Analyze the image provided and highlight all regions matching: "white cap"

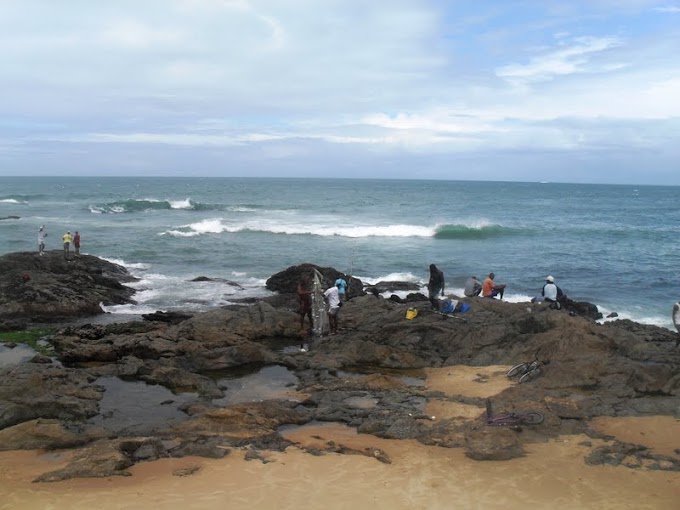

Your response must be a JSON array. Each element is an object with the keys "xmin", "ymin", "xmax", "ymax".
[{"xmin": 546, "ymin": 275, "xmax": 554, "ymax": 283}]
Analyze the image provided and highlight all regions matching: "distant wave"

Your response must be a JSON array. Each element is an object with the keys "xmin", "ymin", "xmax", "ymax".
[
  {"xmin": 159, "ymin": 219, "xmax": 523, "ymax": 239},
  {"xmin": 0, "ymin": 198, "xmax": 27, "ymax": 205},
  {"xmin": 160, "ymin": 219, "xmax": 435, "ymax": 238},
  {"xmin": 433, "ymin": 223, "xmax": 520, "ymax": 240},
  {"xmin": 88, "ymin": 198, "xmax": 239, "ymax": 214}
]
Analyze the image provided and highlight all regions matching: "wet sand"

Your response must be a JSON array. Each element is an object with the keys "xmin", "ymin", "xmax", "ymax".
[{"xmin": 1, "ymin": 365, "xmax": 678, "ymax": 510}]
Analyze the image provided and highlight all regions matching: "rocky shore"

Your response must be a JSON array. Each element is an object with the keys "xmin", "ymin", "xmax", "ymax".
[{"xmin": 0, "ymin": 255, "xmax": 679, "ymax": 483}]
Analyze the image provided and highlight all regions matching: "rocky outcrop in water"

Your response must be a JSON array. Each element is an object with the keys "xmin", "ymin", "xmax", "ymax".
[
  {"xmin": 0, "ymin": 251, "xmax": 136, "ymax": 322},
  {"xmin": 1, "ymin": 263, "xmax": 679, "ymax": 481}
]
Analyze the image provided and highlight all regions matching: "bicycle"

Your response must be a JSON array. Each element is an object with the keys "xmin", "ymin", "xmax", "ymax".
[
  {"xmin": 506, "ymin": 351, "xmax": 549, "ymax": 383},
  {"xmin": 485, "ymin": 399, "xmax": 544, "ymax": 427}
]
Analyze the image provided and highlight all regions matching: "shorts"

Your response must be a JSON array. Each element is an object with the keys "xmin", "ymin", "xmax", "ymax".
[{"xmin": 328, "ymin": 306, "xmax": 340, "ymax": 316}]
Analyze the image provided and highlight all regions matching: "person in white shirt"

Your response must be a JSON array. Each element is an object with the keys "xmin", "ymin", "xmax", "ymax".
[
  {"xmin": 324, "ymin": 283, "xmax": 341, "ymax": 335},
  {"xmin": 542, "ymin": 276, "xmax": 558, "ymax": 302},
  {"xmin": 38, "ymin": 225, "xmax": 47, "ymax": 256}
]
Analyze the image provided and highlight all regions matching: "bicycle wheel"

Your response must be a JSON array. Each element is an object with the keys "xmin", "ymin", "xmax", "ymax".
[
  {"xmin": 520, "ymin": 412, "xmax": 544, "ymax": 425},
  {"xmin": 507, "ymin": 363, "xmax": 528, "ymax": 378},
  {"xmin": 518, "ymin": 367, "xmax": 541, "ymax": 383}
]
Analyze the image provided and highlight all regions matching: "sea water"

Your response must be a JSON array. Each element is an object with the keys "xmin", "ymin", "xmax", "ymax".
[{"xmin": 1, "ymin": 177, "xmax": 678, "ymax": 329}]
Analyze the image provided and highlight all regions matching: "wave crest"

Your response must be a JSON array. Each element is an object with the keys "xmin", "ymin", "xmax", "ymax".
[
  {"xmin": 434, "ymin": 223, "xmax": 519, "ymax": 240},
  {"xmin": 88, "ymin": 198, "xmax": 228, "ymax": 214}
]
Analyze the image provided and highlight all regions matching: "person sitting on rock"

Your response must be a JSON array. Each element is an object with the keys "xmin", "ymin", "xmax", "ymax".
[
  {"xmin": 482, "ymin": 272, "xmax": 506, "ymax": 300},
  {"xmin": 464, "ymin": 276, "xmax": 483, "ymax": 297},
  {"xmin": 532, "ymin": 275, "xmax": 566, "ymax": 306}
]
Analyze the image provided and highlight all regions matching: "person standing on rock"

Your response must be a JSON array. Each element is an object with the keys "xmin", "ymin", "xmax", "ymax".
[
  {"xmin": 297, "ymin": 277, "xmax": 313, "ymax": 347},
  {"xmin": 37, "ymin": 225, "xmax": 47, "ymax": 256},
  {"xmin": 62, "ymin": 231, "xmax": 73, "ymax": 260},
  {"xmin": 482, "ymin": 272, "xmax": 506, "ymax": 300},
  {"xmin": 427, "ymin": 264, "xmax": 445, "ymax": 309},
  {"xmin": 324, "ymin": 282, "xmax": 341, "ymax": 335},
  {"xmin": 335, "ymin": 275, "xmax": 348, "ymax": 302},
  {"xmin": 73, "ymin": 231, "xmax": 81, "ymax": 257}
]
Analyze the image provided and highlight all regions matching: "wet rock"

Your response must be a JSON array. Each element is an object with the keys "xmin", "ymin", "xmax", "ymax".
[
  {"xmin": 29, "ymin": 354, "xmax": 52, "ymax": 364},
  {"xmin": 0, "ymin": 363, "xmax": 102, "ymax": 430},
  {"xmin": 142, "ymin": 311, "xmax": 194, "ymax": 324},
  {"xmin": 607, "ymin": 312, "xmax": 618, "ymax": 318},
  {"xmin": 0, "ymin": 319, "xmax": 27, "ymax": 332},
  {"xmin": 244, "ymin": 449, "xmax": 272, "ymax": 463},
  {"xmin": 0, "ymin": 252, "xmax": 136, "ymax": 322},
  {"xmin": 266, "ymin": 263, "xmax": 365, "ymax": 300},
  {"xmin": 169, "ymin": 437, "xmax": 231, "ymax": 459}
]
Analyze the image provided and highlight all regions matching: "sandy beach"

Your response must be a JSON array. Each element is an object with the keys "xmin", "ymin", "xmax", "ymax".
[{"xmin": 1, "ymin": 366, "xmax": 678, "ymax": 510}]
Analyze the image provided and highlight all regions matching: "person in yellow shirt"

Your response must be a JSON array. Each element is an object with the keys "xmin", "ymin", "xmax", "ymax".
[{"xmin": 62, "ymin": 231, "xmax": 73, "ymax": 260}]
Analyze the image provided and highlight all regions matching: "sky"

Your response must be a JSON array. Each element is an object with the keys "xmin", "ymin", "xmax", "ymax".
[{"xmin": 0, "ymin": 0, "xmax": 679, "ymax": 184}]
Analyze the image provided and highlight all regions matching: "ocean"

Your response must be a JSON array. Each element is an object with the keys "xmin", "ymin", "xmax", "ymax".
[{"xmin": 1, "ymin": 177, "xmax": 679, "ymax": 329}]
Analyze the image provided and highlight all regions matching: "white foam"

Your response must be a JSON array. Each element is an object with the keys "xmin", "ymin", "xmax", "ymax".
[
  {"xmin": 169, "ymin": 198, "xmax": 192, "ymax": 209},
  {"xmin": 161, "ymin": 218, "xmax": 227, "ymax": 237},
  {"xmin": 359, "ymin": 272, "xmax": 422, "ymax": 285},
  {"xmin": 159, "ymin": 217, "xmax": 440, "ymax": 238},
  {"xmin": 0, "ymin": 199, "xmax": 24, "ymax": 204},
  {"xmin": 100, "ymin": 257, "xmax": 151, "ymax": 270}
]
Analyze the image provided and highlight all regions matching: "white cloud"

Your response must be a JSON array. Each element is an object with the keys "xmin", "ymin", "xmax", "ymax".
[
  {"xmin": 496, "ymin": 36, "xmax": 624, "ymax": 83},
  {"xmin": 653, "ymin": 5, "xmax": 680, "ymax": 13}
]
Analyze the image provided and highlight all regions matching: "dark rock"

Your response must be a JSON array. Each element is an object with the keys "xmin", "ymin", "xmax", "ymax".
[
  {"xmin": 0, "ymin": 319, "xmax": 27, "ymax": 332},
  {"xmin": 169, "ymin": 437, "xmax": 231, "ymax": 459},
  {"xmin": 266, "ymin": 263, "xmax": 365, "ymax": 300},
  {"xmin": 366, "ymin": 281, "xmax": 421, "ymax": 294},
  {"xmin": 0, "ymin": 363, "xmax": 102, "ymax": 430},
  {"xmin": 0, "ymin": 216, "xmax": 20, "ymax": 221},
  {"xmin": 607, "ymin": 312, "xmax": 618, "ymax": 318},
  {"xmin": 190, "ymin": 276, "xmax": 243, "ymax": 288},
  {"xmin": 0, "ymin": 251, "xmax": 136, "ymax": 322},
  {"xmin": 142, "ymin": 310, "xmax": 194, "ymax": 324}
]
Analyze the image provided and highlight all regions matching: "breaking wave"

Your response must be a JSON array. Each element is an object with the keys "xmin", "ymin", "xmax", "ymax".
[
  {"xmin": 160, "ymin": 219, "xmax": 520, "ymax": 240},
  {"xmin": 433, "ymin": 223, "xmax": 521, "ymax": 240},
  {"xmin": 88, "ymin": 198, "xmax": 250, "ymax": 214}
]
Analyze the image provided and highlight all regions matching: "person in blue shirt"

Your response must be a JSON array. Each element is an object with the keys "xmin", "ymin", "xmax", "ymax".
[{"xmin": 335, "ymin": 276, "xmax": 348, "ymax": 302}]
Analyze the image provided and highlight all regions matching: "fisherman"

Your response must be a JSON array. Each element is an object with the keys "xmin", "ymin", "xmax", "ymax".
[
  {"xmin": 673, "ymin": 302, "xmax": 680, "ymax": 347},
  {"xmin": 335, "ymin": 275, "xmax": 348, "ymax": 302},
  {"xmin": 427, "ymin": 264, "xmax": 445, "ymax": 309},
  {"xmin": 482, "ymin": 272, "xmax": 506, "ymax": 300},
  {"xmin": 324, "ymin": 281, "xmax": 342, "ymax": 335},
  {"xmin": 38, "ymin": 225, "xmax": 47, "ymax": 256},
  {"xmin": 297, "ymin": 277, "xmax": 313, "ymax": 351},
  {"xmin": 62, "ymin": 231, "xmax": 73, "ymax": 260},
  {"xmin": 464, "ymin": 275, "xmax": 483, "ymax": 297},
  {"xmin": 73, "ymin": 231, "xmax": 81, "ymax": 257}
]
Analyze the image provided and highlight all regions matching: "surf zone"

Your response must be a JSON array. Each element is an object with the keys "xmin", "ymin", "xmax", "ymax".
[{"xmin": 433, "ymin": 223, "xmax": 520, "ymax": 240}]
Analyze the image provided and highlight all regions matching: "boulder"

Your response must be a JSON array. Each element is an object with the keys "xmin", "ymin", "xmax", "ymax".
[
  {"xmin": 0, "ymin": 251, "xmax": 136, "ymax": 321},
  {"xmin": 266, "ymin": 263, "xmax": 365, "ymax": 299}
]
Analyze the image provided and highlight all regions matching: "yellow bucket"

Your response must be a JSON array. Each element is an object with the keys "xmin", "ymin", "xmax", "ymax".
[{"xmin": 405, "ymin": 308, "xmax": 418, "ymax": 320}]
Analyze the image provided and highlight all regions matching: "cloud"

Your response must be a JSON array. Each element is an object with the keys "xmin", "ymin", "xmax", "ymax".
[
  {"xmin": 653, "ymin": 5, "xmax": 680, "ymax": 13},
  {"xmin": 0, "ymin": 1, "xmax": 678, "ymax": 183},
  {"xmin": 496, "ymin": 36, "xmax": 624, "ymax": 83}
]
